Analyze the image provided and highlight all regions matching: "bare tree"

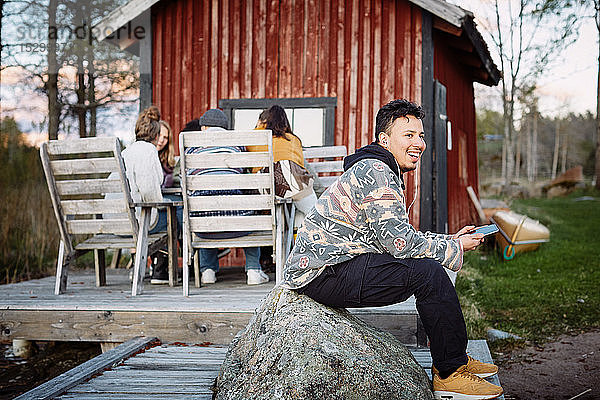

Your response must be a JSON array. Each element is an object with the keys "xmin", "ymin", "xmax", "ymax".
[
  {"xmin": 61, "ymin": 0, "xmax": 138, "ymax": 138},
  {"xmin": 0, "ymin": 0, "xmax": 37, "ymax": 68},
  {"xmin": 46, "ymin": 0, "xmax": 60, "ymax": 140},
  {"xmin": 528, "ymin": 0, "xmax": 596, "ymax": 186},
  {"xmin": 3, "ymin": 0, "xmax": 138, "ymax": 139},
  {"xmin": 594, "ymin": 0, "xmax": 600, "ymax": 190},
  {"xmin": 484, "ymin": 0, "xmax": 580, "ymax": 187}
]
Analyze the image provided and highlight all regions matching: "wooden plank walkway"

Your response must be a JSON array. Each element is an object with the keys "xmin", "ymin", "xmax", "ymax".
[
  {"xmin": 16, "ymin": 338, "xmax": 503, "ymax": 400},
  {"xmin": 0, "ymin": 268, "xmax": 421, "ymax": 345}
]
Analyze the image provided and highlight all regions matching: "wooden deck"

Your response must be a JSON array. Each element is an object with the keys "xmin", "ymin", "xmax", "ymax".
[
  {"xmin": 16, "ymin": 337, "xmax": 503, "ymax": 400},
  {"xmin": 0, "ymin": 267, "xmax": 423, "ymax": 345}
]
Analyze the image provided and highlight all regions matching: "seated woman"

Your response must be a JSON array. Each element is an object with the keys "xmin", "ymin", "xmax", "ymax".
[
  {"xmin": 107, "ymin": 106, "xmax": 179, "ymax": 283},
  {"xmin": 113, "ymin": 106, "xmax": 163, "ymax": 281},
  {"xmin": 250, "ymin": 105, "xmax": 317, "ymax": 223},
  {"xmin": 148, "ymin": 119, "xmax": 184, "ymax": 284},
  {"xmin": 156, "ymin": 120, "xmax": 180, "ymax": 189},
  {"xmin": 248, "ymin": 105, "xmax": 317, "ymax": 271}
]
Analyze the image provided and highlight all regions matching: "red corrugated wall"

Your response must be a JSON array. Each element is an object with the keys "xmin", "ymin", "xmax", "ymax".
[
  {"xmin": 152, "ymin": 0, "xmax": 425, "ymax": 265},
  {"xmin": 433, "ymin": 31, "xmax": 480, "ymax": 232},
  {"xmin": 152, "ymin": 0, "xmax": 422, "ymax": 150}
]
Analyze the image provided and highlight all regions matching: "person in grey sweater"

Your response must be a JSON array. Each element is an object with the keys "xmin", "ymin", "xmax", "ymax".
[
  {"xmin": 121, "ymin": 105, "xmax": 164, "ymax": 230},
  {"xmin": 121, "ymin": 106, "xmax": 181, "ymax": 285}
]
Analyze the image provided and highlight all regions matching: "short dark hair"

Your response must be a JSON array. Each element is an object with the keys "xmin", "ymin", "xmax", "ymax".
[
  {"xmin": 374, "ymin": 99, "xmax": 425, "ymax": 143},
  {"xmin": 182, "ymin": 119, "xmax": 201, "ymax": 132}
]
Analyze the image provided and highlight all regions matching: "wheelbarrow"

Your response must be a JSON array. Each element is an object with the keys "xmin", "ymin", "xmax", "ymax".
[{"xmin": 490, "ymin": 210, "xmax": 550, "ymax": 260}]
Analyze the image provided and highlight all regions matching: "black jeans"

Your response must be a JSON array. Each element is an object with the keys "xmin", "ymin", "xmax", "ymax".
[{"xmin": 298, "ymin": 253, "xmax": 468, "ymax": 376}]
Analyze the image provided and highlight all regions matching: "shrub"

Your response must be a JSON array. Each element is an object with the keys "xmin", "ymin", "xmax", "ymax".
[{"xmin": 0, "ymin": 118, "xmax": 59, "ymax": 282}]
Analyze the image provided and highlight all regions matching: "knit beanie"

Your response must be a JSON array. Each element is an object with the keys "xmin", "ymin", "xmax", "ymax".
[{"xmin": 198, "ymin": 109, "xmax": 229, "ymax": 129}]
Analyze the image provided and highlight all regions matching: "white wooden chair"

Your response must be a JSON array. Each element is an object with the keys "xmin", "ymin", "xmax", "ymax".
[
  {"xmin": 303, "ymin": 145, "xmax": 348, "ymax": 196},
  {"xmin": 40, "ymin": 137, "xmax": 168, "ymax": 295},
  {"xmin": 179, "ymin": 130, "xmax": 279, "ymax": 296}
]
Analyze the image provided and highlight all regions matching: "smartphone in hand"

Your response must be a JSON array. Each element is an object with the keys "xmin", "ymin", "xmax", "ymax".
[{"xmin": 471, "ymin": 224, "xmax": 499, "ymax": 236}]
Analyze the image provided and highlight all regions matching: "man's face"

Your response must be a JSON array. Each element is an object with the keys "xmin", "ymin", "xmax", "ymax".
[{"xmin": 379, "ymin": 115, "xmax": 426, "ymax": 172}]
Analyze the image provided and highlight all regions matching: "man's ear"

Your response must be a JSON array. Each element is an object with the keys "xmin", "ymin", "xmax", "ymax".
[{"xmin": 379, "ymin": 132, "xmax": 389, "ymax": 148}]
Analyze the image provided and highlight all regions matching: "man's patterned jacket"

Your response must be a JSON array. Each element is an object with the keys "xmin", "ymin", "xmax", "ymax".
[{"xmin": 283, "ymin": 144, "xmax": 464, "ymax": 290}]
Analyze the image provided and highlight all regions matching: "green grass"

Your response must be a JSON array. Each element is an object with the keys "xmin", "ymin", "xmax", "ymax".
[{"xmin": 456, "ymin": 189, "xmax": 600, "ymax": 345}]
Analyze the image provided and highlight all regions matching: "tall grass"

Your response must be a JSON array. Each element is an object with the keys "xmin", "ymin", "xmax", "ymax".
[{"xmin": 0, "ymin": 119, "xmax": 60, "ymax": 283}]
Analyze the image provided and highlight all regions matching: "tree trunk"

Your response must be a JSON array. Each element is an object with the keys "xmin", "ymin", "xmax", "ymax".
[
  {"xmin": 87, "ymin": 46, "xmax": 97, "ymax": 137},
  {"xmin": 73, "ymin": 6, "xmax": 87, "ymax": 138},
  {"xmin": 504, "ymin": 103, "xmax": 515, "ymax": 186},
  {"xmin": 89, "ymin": 73, "xmax": 96, "ymax": 137},
  {"xmin": 501, "ymin": 136, "xmax": 507, "ymax": 182},
  {"xmin": 526, "ymin": 114, "xmax": 533, "ymax": 182},
  {"xmin": 502, "ymin": 102, "xmax": 511, "ymax": 185},
  {"xmin": 596, "ymin": 16, "xmax": 600, "ymax": 189},
  {"xmin": 552, "ymin": 119, "xmax": 560, "ymax": 180},
  {"xmin": 560, "ymin": 123, "xmax": 568, "ymax": 174},
  {"xmin": 515, "ymin": 125, "xmax": 522, "ymax": 182},
  {"xmin": 46, "ymin": 0, "xmax": 60, "ymax": 140},
  {"xmin": 76, "ymin": 64, "xmax": 86, "ymax": 138},
  {"xmin": 533, "ymin": 109, "xmax": 538, "ymax": 181},
  {"xmin": 595, "ymin": 1, "xmax": 600, "ymax": 189}
]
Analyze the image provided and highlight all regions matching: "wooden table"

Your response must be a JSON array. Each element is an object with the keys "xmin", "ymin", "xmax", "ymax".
[
  {"xmin": 161, "ymin": 187, "xmax": 182, "ymax": 195},
  {"xmin": 161, "ymin": 187, "xmax": 183, "ymax": 286},
  {"xmin": 132, "ymin": 199, "xmax": 183, "ymax": 295}
]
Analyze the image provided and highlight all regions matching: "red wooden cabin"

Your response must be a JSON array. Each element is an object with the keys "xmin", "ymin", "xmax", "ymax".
[{"xmin": 98, "ymin": 0, "xmax": 499, "ymax": 236}]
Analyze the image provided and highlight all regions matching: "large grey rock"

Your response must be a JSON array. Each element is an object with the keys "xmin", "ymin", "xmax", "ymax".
[{"xmin": 213, "ymin": 287, "xmax": 433, "ymax": 400}]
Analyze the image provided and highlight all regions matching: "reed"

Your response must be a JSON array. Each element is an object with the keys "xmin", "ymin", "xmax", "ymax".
[
  {"xmin": 0, "ymin": 181, "xmax": 59, "ymax": 283},
  {"xmin": 0, "ymin": 120, "xmax": 60, "ymax": 283}
]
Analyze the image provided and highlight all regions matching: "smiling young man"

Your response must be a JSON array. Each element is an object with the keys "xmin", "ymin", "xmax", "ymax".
[{"xmin": 283, "ymin": 99, "xmax": 503, "ymax": 400}]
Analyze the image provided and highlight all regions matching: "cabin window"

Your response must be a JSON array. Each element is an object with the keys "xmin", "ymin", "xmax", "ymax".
[{"xmin": 219, "ymin": 97, "xmax": 337, "ymax": 147}]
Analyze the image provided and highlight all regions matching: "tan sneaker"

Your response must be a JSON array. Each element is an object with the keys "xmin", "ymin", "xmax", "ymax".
[
  {"xmin": 433, "ymin": 365, "xmax": 503, "ymax": 400},
  {"xmin": 433, "ymin": 356, "xmax": 498, "ymax": 379}
]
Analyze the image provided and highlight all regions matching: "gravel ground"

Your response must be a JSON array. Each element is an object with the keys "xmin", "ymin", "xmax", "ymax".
[
  {"xmin": 0, "ymin": 341, "xmax": 100, "ymax": 399},
  {"xmin": 496, "ymin": 329, "xmax": 599, "ymax": 400}
]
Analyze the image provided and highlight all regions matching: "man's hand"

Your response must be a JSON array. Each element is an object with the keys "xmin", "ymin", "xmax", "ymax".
[
  {"xmin": 458, "ymin": 233, "xmax": 484, "ymax": 251},
  {"xmin": 453, "ymin": 225, "xmax": 484, "ymax": 251},
  {"xmin": 452, "ymin": 225, "xmax": 475, "ymax": 239}
]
